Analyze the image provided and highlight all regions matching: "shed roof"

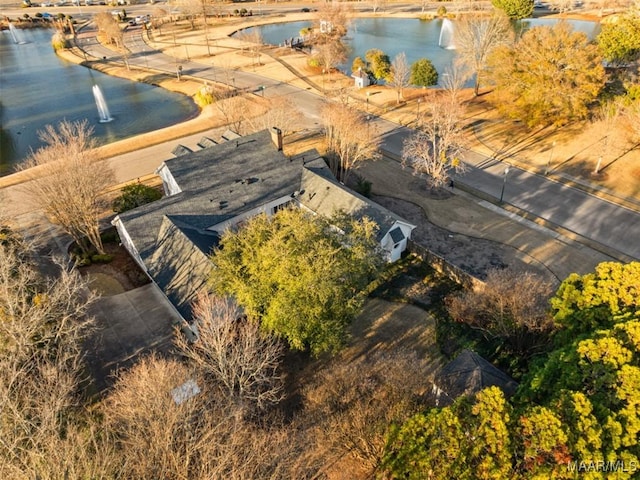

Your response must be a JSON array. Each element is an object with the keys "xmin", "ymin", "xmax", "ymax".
[{"xmin": 434, "ymin": 349, "xmax": 518, "ymax": 405}]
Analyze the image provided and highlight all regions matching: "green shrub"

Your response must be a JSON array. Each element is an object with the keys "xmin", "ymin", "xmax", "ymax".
[
  {"xmin": 437, "ymin": 6, "xmax": 447, "ymax": 16},
  {"xmin": 410, "ymin": 58, "xmax": 438, "ymax": 87},
  {"xmin": 100, "ymin": 228, "xmax": 119, "ymax": 244},
  {"xmin": 91, "ymin": 254, "xmax": 113, "ymax": 264},
  {"xmin": 71, "ymin": 250, "xmax": 92, "ymax": 266},
  {"xmin": 194, "ymin": 84, "xmax": 215, "ymax": 107},
  {"xmin": 354, "ymin": 175, "xmax": 372, "ymax": 198},
  {"xmin": 112, "ymin": 183, "xmax": 162, "ymax": 213}
]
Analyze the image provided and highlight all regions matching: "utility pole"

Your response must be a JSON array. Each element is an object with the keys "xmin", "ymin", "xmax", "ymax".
[{"xmin": 499, "ymin": 166, "xmax": 510, "ymax": 204}]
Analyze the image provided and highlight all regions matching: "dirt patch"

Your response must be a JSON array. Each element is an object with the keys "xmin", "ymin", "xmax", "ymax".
[{"xmin": 78, "ymin": 242, "xmax": 149, "ymax": 296}]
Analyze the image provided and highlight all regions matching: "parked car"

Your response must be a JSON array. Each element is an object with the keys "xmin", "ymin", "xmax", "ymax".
[{"xmin": 40, "ymin": 1, "xmax": 53, "ymax": 6}]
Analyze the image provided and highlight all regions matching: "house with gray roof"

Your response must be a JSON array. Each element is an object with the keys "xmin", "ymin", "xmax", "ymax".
[{"xmin": 112, "ymin": 128, "xmax": 416, "ymax": 321}]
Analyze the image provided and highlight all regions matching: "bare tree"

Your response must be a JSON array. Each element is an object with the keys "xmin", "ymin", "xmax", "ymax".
[
  {"xmin": 105, "ymin": 353, "xmax": 319, "ymax": 479},
  {"xmin": 314, "ymin": 0, "xmax": 351, "ymax": 39},
  {"xmin": 322, "ymin": 102, "xmax": 381, "ymax": 184},
  {"xmin": 314, "ymin": 39, "xmax": 349, "ymax": 76},
  {"xmin": 237, "ymin": 29, "xmax": 264, "ymax": 68},
  {"xmin": 593, "ymin": 98, "xmax": 623, "ymax": 174},
  {"xmin": 175, "ymin": 292, "xmax": 285, "ymax": 411},
  {"xmin": 312, "ymin": 0, "xmax": 351, "ymax": 75},
  {"xmin": 446, "ymin": 268, "xmax": 555, "ymax": 356},
  {"xmin": 547, "ymin": 0, "xmax": 576, "ymax": 13},
  {"xmin": 0, "ymin": 234, "xmax": 102, "ymax": 478},
  {"xmin": 214, "ymin": 91, "xmax": 253, "ymax": 135},
  {"xmin": 454, "ymin": 12, "xmax": 514, "ymax": 96},
  {"xmin": 247, "ymin": 96, "xmax": 304, "ymax": 136},
  {"xmin": 302, "ymin": 352, "xmax": 430, "ymax": 477},
  {"xmin": 20, "ymin": 120, "xmax": 115, "ymax": 255},
  {"xmin": 151, "ymin": 6, "xmax": 168, "ymax": 34},
  {"xmin": 104, "ymin": 355, "xmax": 219, "ymax": 479},
  {"xmin": 402, "ymin": 94, "xmax": 467, "ymax": 189},
  {"xmin": 388, "ymin": 52, "xmax": 411, "ymax": 104},
  {"xmin": 174, "ymin": 0, "xmax": 203, "ymax": 29},
  {"xmin": 442, "ymin": 61, "xmax": 471, "ymax": 103},
  {"xmin": 94, "ymin": 12, "xmax": 123, "ymax": 48},
  {"xmin": 371, "ymin": 0, "xmax": 388, "ymax": 14}
]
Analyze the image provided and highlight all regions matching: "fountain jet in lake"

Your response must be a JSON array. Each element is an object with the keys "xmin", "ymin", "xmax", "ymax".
[
  {"xmin": 92, "ymin": 85, "xmax": 113, "ymax": 123},
  {"xmin": 438, "ymin": 19, "xmax": 456, "ymax": 50},
  {"xmin": 8, "ymin": 23, "xmax": 27, "ymax": 45}
]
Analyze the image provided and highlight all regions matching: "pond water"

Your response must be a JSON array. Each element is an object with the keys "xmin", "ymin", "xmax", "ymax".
[
  {"xmin": 0, "ymin": 28, "xmax": 199, "ymax": 175},
  {"xmin": 243, "ymin": 17, "xmax": 601, "ymax": 79}
]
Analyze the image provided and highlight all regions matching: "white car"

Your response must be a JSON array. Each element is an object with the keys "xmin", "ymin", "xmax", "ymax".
[{"xmin": 40, "ymin": 1, "xmax": 53, "ymax": 6}]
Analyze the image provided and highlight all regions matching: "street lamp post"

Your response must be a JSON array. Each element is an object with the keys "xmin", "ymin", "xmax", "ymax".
[
  {"xmin": 366, "ymin": 91, "xmax": 370, "ymax": 112},
  {"xmin": 417, "ymin": 98, "xmax": 421, "ymax": 124},
  {"xmin": 499, "ymin": 166, "xmax": 510, "ymax": 203}
]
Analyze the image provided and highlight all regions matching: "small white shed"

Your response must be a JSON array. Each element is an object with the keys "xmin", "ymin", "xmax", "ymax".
[{"xmin": 351, "ymin": 68, "xmax": 370, "ymax": 89}]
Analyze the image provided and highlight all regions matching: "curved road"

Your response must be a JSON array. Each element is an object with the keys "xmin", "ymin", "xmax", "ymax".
[{"xmin": 75, "ymin": 22, "xmax": 640, "ymax": 262}]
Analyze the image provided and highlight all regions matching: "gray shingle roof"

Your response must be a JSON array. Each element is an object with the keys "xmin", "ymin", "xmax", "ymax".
[
  {"xmin": 148, "ymin": 216, "xmax": 214, "ymax": 318},
  {"xmin": 434, "ymin": 349, "xmax": 518, "ymax": 405},
  {"xmin": 389, "ymin": 226, "xmax": 405, "ymax": 244},
  {"xmin": 117, "ymin": 130, "xmax": 302, "ymax": 264},
  {"xmin": 299, "ymin": 158, "xmax": 416, "ymax": 240},
  {"xmin": 171, "ymin": 144, "xmax": 193, "ymax": 157}
]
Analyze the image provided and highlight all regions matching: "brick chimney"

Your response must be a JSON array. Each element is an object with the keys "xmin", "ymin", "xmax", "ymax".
[{"xmin": 270, "ymin": 127, "xmax": 283, "ymax": 151}]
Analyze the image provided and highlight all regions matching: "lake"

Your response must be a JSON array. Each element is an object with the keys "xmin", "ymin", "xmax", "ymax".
[
  {"xmin": 241, "ymin": 17, "xmax": 601, "ymax": 79},
  {"xmin": 0, "ymin": 27, "xmax": 199, "ymax": 175}
]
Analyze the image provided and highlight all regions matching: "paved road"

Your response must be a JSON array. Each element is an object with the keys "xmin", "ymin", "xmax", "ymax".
[
  {"xmin": 76, "ymin": 23, "xmax": 640, "ymax": 262},
  {"xmin": 380, "ymin": 127, "xmax": 640, "ymax": 260}
]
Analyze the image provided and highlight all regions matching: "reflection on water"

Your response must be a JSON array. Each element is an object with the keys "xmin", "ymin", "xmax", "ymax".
[{"xmin": 0, "ymin": 28, "xmax": 198, "ymax": 176}]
